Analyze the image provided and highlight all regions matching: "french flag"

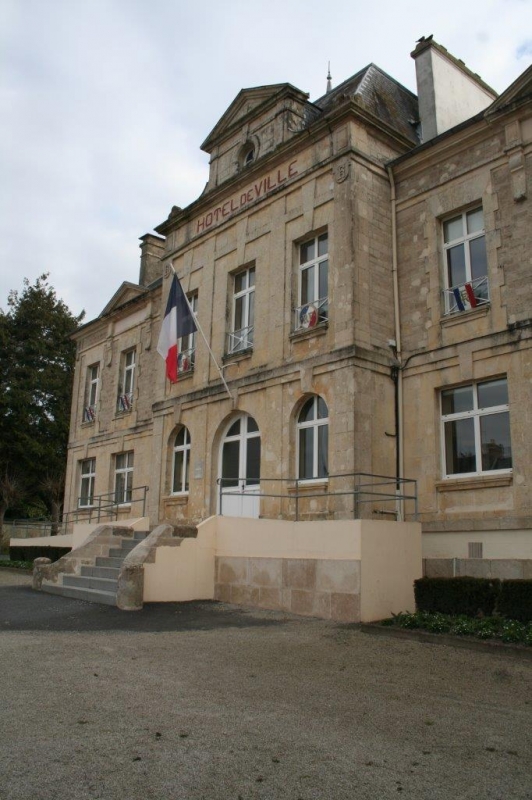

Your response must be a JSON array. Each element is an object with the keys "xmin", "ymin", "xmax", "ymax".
[
  {"xmin": 452, "ymin": 283, "xmax": 478, "ymax": 312},
  {"xmin": 156, "ymin": 274, "xmax": 197, "ymax": 383}
]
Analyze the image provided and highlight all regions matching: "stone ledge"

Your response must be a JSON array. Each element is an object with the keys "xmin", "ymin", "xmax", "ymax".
[{"xmin": 435, "ymin": 474, "xmax": 513, "ymax": 492}]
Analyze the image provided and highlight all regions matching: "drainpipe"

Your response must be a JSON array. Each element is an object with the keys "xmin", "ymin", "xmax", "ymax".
[{"xmin": 387, "ymin": 165, "xmax": 404, "ymax": 520}]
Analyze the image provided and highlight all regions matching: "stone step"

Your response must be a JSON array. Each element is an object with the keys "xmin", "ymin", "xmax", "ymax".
[
  {"xmin": 41, "ymin": 583, "xmax": 117, "ymax": 606},
  {"xmin": 133, "ymin": 531, "xmax": 148, "ymax": 541},
  {"xmin": 81, "ymin": 565, "xmax": 120, "ymax": 579},
  {"xmin": 109, "ymin": 547, "xmax": 136, "ymax": 559},
  {"xmin": 95, "ymin": 556, "xmax": 123, "ymax": 568},
  {"xmin": 63, "ymin": 575, "xmax": 118, "ymax": 593}
]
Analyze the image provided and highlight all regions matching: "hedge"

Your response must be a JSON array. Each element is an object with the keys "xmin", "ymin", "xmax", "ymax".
[
  {"xmin": 415, "ymin": 576, "xmax": 532, "ymax": 622},
  {"xmin": 9, "ymin": 546, "xmax": 71, "ymax": 563},
  {"xmin": 497, "ymin": 580, "xmax": 532, "ymax": 623}
]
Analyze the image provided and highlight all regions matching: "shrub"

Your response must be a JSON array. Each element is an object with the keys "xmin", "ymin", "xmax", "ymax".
[
  {"xmin": 497, "ymin": 580, "xmax": 532, "ymax": 623},
  {"xmin": 414, "ymin": 577, "xmax": 500, "ymax": 617}
]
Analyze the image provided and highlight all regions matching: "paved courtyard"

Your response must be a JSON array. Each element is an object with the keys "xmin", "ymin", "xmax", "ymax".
[{"xmin": 1, "ymin": 570, "xmax": 531, "ymax": 800}]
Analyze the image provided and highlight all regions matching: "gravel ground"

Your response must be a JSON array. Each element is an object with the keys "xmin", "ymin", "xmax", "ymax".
[{"xmin": 1, "ymin": 570, "xmax": 531, "ymax": 800}]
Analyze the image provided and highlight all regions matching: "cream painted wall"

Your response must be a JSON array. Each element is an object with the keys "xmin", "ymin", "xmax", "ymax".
[
  {"xmin": 207, "ymin": 516, "xmax": 362, "ymax": 560},
  {"xmin": 423, "ymin": 531, "xmax": 532, "ymax": 560},
  {"xmin": 143, "ymin": 522, "xmax": 215, "ymax": 602},
  {"xmin": 10, "ymin": 533, "xmax": 74, "ymax": 549},
  {"xmin": 360, "ymin": 521, "xmax": 422, "ymax": 620}
]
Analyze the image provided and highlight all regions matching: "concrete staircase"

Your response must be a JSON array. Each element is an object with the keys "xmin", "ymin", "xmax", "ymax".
[{"xmin": 44, "ymin": 530, "xmax": 147, "ymax": 606}]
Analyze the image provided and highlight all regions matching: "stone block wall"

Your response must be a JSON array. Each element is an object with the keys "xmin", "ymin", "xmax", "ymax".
[
  {"xmin": 215, "ymin": 556, "xmax": 360, "ymax": 622},
  {"xmin": 424, "ymin": 558, "xmax": 532, "ymax": 580}
]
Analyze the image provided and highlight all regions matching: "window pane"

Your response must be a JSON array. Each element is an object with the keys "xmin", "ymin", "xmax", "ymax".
[
  {"xmin": 469, "ymin": 236, "xmax": 487, "ymax": 281},
  {"xmin": 222, "ymin": 440, "xmax": 240, "ymax": 487},
  {"xmin": 444, "ymin": 418, "xmax": 476, "ymax": 474},
  {"xmin": 300, "ymin": 239, "xmax": 315, "ymax": 265},
  {"xmin": 299, "ymin": 427, "xmax": 314, "ymax": 479},
  {"xmin": 126, "ymin": 351, "xmax": 135, "ymax": 367},
  {"xmin": 115, "ymin": 472, "xmax": 126, "ymax": 503},
  {"xmin": 234, "ymin": 296, "xmax": 244, "ymax": 330},
  {"xmin": 466, "ymin": 208, "xmax": 483, "ymax": 235},
  {"xmin": 319, "ymin": 260, "xmax": 328, "ymax": 300},
  {"xmin": 247, "ymin": 416, "xmax": 259, "ymax": 433},
  {"xmin": 127, "ymin": 452, "xmax": 134, "ymax": 468},
  {"xmin": 125, "ymin": 469, "xmax": 133, "ymax": 502},
  {"xmin": 235, "ymin": 273, "xmax": 245, "ymax": 293},
  {"xmin": 446, "ymin": 244, "xmax": 466, "ymax": 287},
  {"xmin": 248, "ymin": 290, "xmax": 254, "ymax": 329},
  {"xmin": 226, "ymin": 419, "xmax": 240, "ymax": 437},
  {"xmin": 478, "ymin": 379, "xmax": 508, "ymax": 409},
  {"xmin": 246, "ymin": 436, "xmax": 261, "ymax": 485},
  {"xmin": 301, "ymin": 265, "xmax": 315, "ymax": 304},
  {"xmin": 317, "ymin": 424, "xmax": 328, "ymax": 478},
  {"xmin": 173, "ymin": 450, "xmax": 184, "ymax": 493},
  {"xmin": 175, "ymin": 427, "xmax": 186, "ymax": 447},
  {"xmin": 443, "ymin": 215, "xmax": 463, "ymax": 243},
  {"xmin": 480, "ymin": 413, "xmax": 512, "ymax": 471},
  {"xmin": 248, "ymin": 267, "xmax": 255, "ymax": 287},
  {"xmin": 442, "ymin": 386, "xmax": 473, "ymax": 415},
  {"xmin": 116, "ymin": 453, "xmax": 126, "ymax": 470},
  {"xmin": 299, "ymin": 398, "xmax": 316, "ymax": 423},
  {"xmin": 317, "ymin": 397, "xmax": 328, "ymax": 419},
  {"xmin": 318, "ymin": 233, "xmax": 328, "ymax": 257}
]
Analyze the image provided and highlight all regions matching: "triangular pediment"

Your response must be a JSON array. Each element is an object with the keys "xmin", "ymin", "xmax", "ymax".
[
  {"xmin": 100, "ymin": 282, "xmax": 145, "ymax": 317},
  {"xmin": 486, "ymin": 64, "xmax": 532, "ymax": 116},
  {"xmin": 201, "ymin": 83, "xmax": 309, "ymax": 152}
]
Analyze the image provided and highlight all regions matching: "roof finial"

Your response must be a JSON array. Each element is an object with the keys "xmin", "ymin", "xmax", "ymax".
[{"xmin": 326, "ymin": 62, "xmax": 332, "ymax": 94}]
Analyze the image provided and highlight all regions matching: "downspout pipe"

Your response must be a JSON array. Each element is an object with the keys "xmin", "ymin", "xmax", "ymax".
[{"xmin": 387, "ymin": 164, "xmax": 404, "ymax": 519}]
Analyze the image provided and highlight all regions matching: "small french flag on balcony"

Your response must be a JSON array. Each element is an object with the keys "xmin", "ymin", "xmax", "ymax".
[
  {"xmin": 453, "ymin": 283, "xmax": 478, "ymax": 312},
  {"xmin": 157, "ymin": 273, "xmax": 197, "ymax": 383}
]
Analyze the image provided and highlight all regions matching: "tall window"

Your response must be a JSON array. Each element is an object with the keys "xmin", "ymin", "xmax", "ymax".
[
  {"xmin": 443, "ymin": 207, "xmax": 489, "ymax": 314},
  {"xmin": 79, "ymin": 458, "xmax": 96, "ymax": 507},
  {"xmin": 178, "ymin": 293, "xmax": 197, "ymax": 374},
  {"xmin": 295, "ymin": 232, "xmax": 328, "ymax": 331},
  {"xmin": 114, "ymin": 451, "xmax": 134, "ymax": 504},
  {"xmin": 84, "ymin": 364, "xmax": 99, "ymax": 423},
  {"xmin": 297, "ymin": 395, "xmax": 329, "ymax": 480},
  {"xmin": 228, "ymin": 266, "xmax": 255, "ymax": 354},
  {"xmin": 172, "ymin": 427, "xmax": 191, "ymax": 494},
  {"xmin": 441, "ymin": 379, "xmax": 512, "ymax": 477},
  {"xmin": 117, "ymin": 349, "xmax": 135, "ymax": 412}
]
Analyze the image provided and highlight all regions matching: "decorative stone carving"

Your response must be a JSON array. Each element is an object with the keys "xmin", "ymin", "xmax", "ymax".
[{"xmin": 333, "ymin": 159, "xmax": 350, "ymax": 183}]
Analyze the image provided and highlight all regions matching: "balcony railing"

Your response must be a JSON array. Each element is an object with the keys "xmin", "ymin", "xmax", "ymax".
[
  {"xmin": 177, "ymin": 347, "xmax": 195, "ymax": 375},
  {"xmin": 227, "ymin": 325, "xmax": 254, "ymax": 355},
  {"xmin": 443, "ymin": 276, "xmax": 489, "ymax": 316},
  {"xmin": 83, "ymin": 404, "xmax": 97, "ymax": 423},
  {"xmin": 117, "ymin": 392, "xmax": 133, "ymax": 413},
  {"xmin": 293, "ymin": 297, "xmax": 329, "ymax": 332}
]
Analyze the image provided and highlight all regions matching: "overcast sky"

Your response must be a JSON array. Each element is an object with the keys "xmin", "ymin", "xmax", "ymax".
[{"xmin": 1, "ymin": 0, "xmax": 531, "ymax": 321}]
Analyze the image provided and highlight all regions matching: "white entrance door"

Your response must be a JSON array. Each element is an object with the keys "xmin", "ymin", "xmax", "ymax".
[{"xmin": 219, "ymin": 414, "xmax": 261, "ymax": 518}]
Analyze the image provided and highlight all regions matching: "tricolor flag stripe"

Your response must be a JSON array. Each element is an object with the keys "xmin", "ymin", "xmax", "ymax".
[
  {"xmin": 464, "ymin": 283, "xmax": 478, "ymax": 308},
  {"xmin": 452, "ymin": 286, "xmax": 465, "ymax": 312},
  {"xmin": 157, "ymin": 274, "xmax": 197, "ymax": 383}
]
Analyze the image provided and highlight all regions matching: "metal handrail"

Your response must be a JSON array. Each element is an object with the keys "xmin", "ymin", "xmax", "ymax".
[
  {"xmin": 293, "ymin": 296, "xmax": 329, "ymax": 331},
  {"xmin": 61, "ymin": 485, "xmax": 149, "ymax": 532},
  {"xmin": 217, "ymin": 471, "xmax": 417, "ymax": 521},
  {"xmin": 442, "ymin": 275, "xmax": 489, "ymax": 315}
]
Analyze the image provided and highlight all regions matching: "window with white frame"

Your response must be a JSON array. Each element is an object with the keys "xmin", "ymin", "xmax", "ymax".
[
  {"xmin": 295, "ymin": 232, "xmax": 328, "ymax": 331},
  {"xmin": 83, "ymin": 363, "xmax": 99, "ymax": 423},
  {"xmin": 172, "ymin": 427, "xmax": 191, "ymax": 494},
  {"xmin": 442, "ymin": 207, "xmax": 489, "ymax": 315},
  {"xmin": 441, "ymin": 379, "xmax": 512, "ymax": 477},
  {"xmin": 297, "ymin": 395, "xmax": 329, "ymax": 480},
  {"xmin": 228, "ymin": 266, "xmax": 255, "ymax": 354},
  {"xmin": 178, "ymin": 293, "xmax": 197, "ymax": 374},
  {"xmin": 114, "ymin": 451, "xmax": 134, "ymax": 504},
  {"xmin": 117, "ymin": 349, "xmax": 135, "ymax": 412},
  {"xmin": 79, "ymin": 458, "xmax": 96, "ymax": 507}
]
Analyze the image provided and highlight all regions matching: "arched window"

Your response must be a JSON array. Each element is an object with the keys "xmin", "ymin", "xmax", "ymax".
[
  {"xmin": 172, "ymin": 427, "xmax": 191, "ymax": 494},
  {"xmin": 297, "ymin": 396, "xmax": 328, "ymax": 480}
]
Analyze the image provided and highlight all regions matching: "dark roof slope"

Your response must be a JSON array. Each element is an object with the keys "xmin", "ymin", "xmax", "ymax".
[{"xmin": 314, "ymin": 64, "xmax": 419, "ymax": 144}]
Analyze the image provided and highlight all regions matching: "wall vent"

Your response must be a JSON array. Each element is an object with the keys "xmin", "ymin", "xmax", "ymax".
[{"xmin": 468, "ymin": 542, "xmax": 483, "ymax": 559}]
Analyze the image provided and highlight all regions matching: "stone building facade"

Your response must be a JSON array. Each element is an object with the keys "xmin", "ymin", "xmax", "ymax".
[{"xmin": 63, "ymin": 39, "xmax": 532, "ymax": 572}]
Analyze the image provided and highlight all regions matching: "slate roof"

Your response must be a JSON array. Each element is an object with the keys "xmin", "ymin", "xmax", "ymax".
[{"xmin": 314, "ymin": 64, "xmax": 420, "ymax": 144}]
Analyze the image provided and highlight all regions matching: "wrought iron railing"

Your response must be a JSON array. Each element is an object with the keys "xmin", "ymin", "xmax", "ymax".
[
  {"xmin": 217, "ymin": 472, "xmax": 417, "ymax": 521},
  {"xmin": 60, "ymin": 485, "xmax": 149, "ymax": 532},
  {"xmin": 293, "ymin": 297, "xmax": 329, "ymax": 332},
  {"xmin": 227, "ymin": 325, "xmax": 254, "ymax": 354},
  {"xmin": 83, "ymin": 404, "xmax": 97, "ymax": 423},
  {"xmin": 442, "ymin": 275, "xmax": 489, "ymax": 316},
  {"xmin": 177, "ymin": 347, "xmax": 195, "ymax": 374}
]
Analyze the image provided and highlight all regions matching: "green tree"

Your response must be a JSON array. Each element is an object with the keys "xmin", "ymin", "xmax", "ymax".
[{"xmin": 0, "ymin": 274, "xmax": 84, "ymax": 528}]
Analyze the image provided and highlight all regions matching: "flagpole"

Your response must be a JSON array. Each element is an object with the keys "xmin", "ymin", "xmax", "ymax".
[{"xmin": 169, "ymin": 264, "xmax": 233, "ymax": 402}]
